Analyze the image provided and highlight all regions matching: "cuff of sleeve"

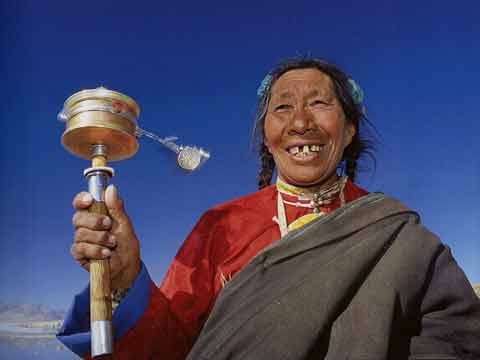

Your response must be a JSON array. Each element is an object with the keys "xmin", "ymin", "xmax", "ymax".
[{"xmin": 56, "ymin": 262, "xmax": 152, "ymax": 356}]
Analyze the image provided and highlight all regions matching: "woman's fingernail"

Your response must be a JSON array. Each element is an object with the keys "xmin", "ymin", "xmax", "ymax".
[
  {"xmin": 82, "ymin": 193, "xmax": 92, "ymax": 203},
  {"xmin": 103, "ymin": 217, "xmax": 112, "ymax": 227},
  {"xmin": 102, "ymin": 248, "xmax": 111, "ymax": 257}
]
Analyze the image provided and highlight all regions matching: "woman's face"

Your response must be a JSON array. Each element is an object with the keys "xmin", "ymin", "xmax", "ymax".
[{"xmin": 264, "ymin": 68, "xmax": 355, "ymax": 187}]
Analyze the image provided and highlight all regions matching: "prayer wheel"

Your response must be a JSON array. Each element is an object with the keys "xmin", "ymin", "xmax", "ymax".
[
  {"xmin": 59, "ymin": 87, "xmax": 141, "ymax": 358},
  {"xmin": 59, "ymin": 86, "xmax": 210, "ymax": 357}
]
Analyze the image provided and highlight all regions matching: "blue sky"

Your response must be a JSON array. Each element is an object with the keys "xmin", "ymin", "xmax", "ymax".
[{"xmin": 1, "ymin": 0, "xmax": 479, "ymax": 309}]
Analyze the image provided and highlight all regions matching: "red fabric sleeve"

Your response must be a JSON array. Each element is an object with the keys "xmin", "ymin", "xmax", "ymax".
[{"xmin": 83, "ymin": 211, "xmax": 218, "ymax": 360}]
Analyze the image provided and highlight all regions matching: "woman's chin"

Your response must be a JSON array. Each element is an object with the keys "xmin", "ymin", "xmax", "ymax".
[{"xmin": 280, "ymin": 171, "xmax": 338, "ymax": 188}]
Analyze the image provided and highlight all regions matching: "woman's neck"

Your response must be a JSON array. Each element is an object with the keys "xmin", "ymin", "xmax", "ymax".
[{"xmin": 276, "ymin": 175, "xmax": 342, "ymax": 196}]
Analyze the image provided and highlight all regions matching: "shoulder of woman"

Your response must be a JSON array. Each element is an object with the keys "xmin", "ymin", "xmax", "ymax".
[{"xmin": 204, "ymin": 185, "xmax": 277, "ymax": 216}]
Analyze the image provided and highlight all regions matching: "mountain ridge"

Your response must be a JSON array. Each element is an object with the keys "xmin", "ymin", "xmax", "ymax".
[{"xmin": 0, "ymin": 303, "xmax": 66, "ymax": 322}]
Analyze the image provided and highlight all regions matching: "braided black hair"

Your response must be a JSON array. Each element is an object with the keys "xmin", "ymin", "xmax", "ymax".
[{"xmin": 258, "ymin": 143, "xmax": 275, "ymax": 189}]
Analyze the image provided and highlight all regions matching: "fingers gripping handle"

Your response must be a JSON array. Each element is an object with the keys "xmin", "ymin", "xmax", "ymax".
[{"xmin": 86, "ymin": 167, "xmax": 114, "ymax": 358}]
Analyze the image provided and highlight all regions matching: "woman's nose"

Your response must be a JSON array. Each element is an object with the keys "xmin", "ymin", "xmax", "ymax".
[{"xmin": 289, "ymin": 108, "xmax": 313, "ymax": 134}]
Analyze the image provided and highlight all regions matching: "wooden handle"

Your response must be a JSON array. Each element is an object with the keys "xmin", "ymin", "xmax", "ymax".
[{"xmin": 88, "ymin": 201, "xmax": 112, "ymax": 322}]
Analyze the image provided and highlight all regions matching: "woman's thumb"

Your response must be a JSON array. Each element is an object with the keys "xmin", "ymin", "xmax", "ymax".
[{"xmin": 105, "ymin": 185, "xmax": 127, "ymax": 221}]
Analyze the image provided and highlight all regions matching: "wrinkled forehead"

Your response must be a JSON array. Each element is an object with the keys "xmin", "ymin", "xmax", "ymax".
[{"xmin": 270, "ymin": 68, "xmax": 335, "ymax": 99}]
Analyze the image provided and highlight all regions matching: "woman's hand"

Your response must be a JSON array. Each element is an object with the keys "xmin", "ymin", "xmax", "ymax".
[{"xmin": 71, "ymin": 185, "xmax": 141, "ymax": 290}]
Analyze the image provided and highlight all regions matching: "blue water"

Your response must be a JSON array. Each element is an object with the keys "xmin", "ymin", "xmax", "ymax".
[
  {"xmin": 0, "ymin": 324, "xmax": 56, "ymax": 335},
  {"xmin": 0, "ymin": 339, "xmax": 80, "ymax": 359}
]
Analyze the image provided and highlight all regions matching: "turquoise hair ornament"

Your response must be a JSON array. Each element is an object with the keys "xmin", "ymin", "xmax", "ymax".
[
  {"xmin": 347, "ymin": 78, "xmax": 364, "ymax": 105},
  {"xmin": 257, "ymin": 74, "xmax": 273, "ymax": 97}
]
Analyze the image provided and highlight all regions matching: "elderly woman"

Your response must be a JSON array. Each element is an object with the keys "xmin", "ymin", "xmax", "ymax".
[{"xmin": 57, "ymin": 58, "xmax": 480, "ymax": 359}]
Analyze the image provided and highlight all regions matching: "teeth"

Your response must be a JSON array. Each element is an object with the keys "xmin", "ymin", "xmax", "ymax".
[
  {"xmin": 289, "ymin": 146, "xmax": 299, "ymax": 154},
  {"xmin": 289, "ymin": 144, "xmax": 324, "ymax": 157}
]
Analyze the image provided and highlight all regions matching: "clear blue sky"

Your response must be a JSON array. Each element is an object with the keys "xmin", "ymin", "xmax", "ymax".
[{"xmin": 1, "ymin": 0, "xmax": 479, "ymax": 309}]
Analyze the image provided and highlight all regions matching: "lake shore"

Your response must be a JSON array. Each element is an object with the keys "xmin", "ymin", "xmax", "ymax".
[{"xmin": 0, "ymin": 320, "xmax": 62, "ymax": 340}]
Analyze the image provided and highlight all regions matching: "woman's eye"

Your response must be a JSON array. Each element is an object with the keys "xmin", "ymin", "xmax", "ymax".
[
  {"xmin": 274, "ymin": 104, "xmax": 292, "ymax": 111},
  {"xmin": 310, "ymin": 99, "xmax": 327, "ymax": 106}
]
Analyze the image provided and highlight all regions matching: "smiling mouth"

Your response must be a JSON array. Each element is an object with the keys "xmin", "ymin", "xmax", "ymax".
[{"xmin": 287, "ymin": 144, "xmax": 325, "ymax": 157}]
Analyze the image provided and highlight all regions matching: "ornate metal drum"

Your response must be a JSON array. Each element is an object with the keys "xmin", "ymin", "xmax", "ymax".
[{"xmin": 59, "ymin": 87, "xmax": 140, "ymax": 161}]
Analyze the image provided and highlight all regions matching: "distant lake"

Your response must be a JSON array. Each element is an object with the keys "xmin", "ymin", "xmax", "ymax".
[
  {"xmin": 0, "ymin": 339, "xmax": 80, "ymax": 359},
  {"xmin": 0, "ymin": 322, "xmax": 80, "ymax": 359},
  {"xmin": 0, "ymin": 323, "xmax": 56, "ymax": 335}
]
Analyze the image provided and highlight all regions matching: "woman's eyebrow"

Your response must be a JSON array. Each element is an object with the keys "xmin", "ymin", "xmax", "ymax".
[
  {"xmin": 306, "ymin": 89, "xmax": 320, "ymax": 98},
  {"xmin": 278, "ymin": 91, "xmax": 293, "ymax": 99},
  {"xmin": 307, "ymin": 89, "xmax": 335, "ymax": 102},
  {"xmin": 275, "ymin": 89, "xmax": 328, "ymax": 100}
]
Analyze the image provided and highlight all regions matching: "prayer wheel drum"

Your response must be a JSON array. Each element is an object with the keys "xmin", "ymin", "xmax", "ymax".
[{"xmin": 60, "ymin": 87, "xmax": 140, "ymax": 161}]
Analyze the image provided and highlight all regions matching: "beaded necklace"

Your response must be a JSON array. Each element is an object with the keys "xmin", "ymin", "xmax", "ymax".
[{"xmin": 274, "ymin": 176, "xmax": 347, "ymax": 237}]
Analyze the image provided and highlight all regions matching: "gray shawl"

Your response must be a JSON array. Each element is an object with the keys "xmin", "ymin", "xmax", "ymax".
[{"xmin": 187, "ymin": 193, "xmax": 480, "ymax": 360}]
